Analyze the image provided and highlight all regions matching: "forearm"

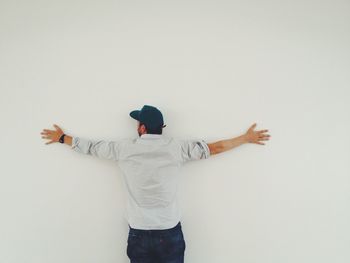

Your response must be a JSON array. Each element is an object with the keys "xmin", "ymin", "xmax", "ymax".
[
  {"xmin": 216, "ymin": 134, "xmax": 248, "ymax": 154},
  {"xmin": 63, "ymin": 135, "xmax": 73, "ymax": 146}
]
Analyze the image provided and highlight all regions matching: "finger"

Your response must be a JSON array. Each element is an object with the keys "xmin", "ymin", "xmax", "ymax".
[
  {"xmin": 258, "ymin": 129, "xmax": 268, "ymax": 133},
  {"xmin": 53, "ymin": 124, "xmax": 61, "ymax": 130},
  {"xmin": 46, "ymin": 140, "xmax": 54, "ymax": 145},
  {"xmin": 249, "ymin": 123, "xmax": 256, "ymax": 130},
  {"xmin": 259, "ymin": 135, "xmax": 270, "ymax": 139},
  {"xmin": 43, "ymin": 129, "xmax": 53, "ymax": 133}
]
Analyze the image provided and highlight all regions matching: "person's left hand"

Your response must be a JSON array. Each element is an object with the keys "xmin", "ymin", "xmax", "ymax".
[
  {"xmin": 40, "ymin": 124, "xmax": 64, "ymax": 145},
  {"xmin": 244, "ymin": 123, "xmax": 271, "ymax": 145}
]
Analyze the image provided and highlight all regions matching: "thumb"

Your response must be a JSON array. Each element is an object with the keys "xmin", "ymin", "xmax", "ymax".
[
  {"xmin": 250, "ymin": 123, "xmax": 257, "ymax": 130},
  {"xmin": 53, "ymin": 124, "xmax": 62, "ymax": 132}
]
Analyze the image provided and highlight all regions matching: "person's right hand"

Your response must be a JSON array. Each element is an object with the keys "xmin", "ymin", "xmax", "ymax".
[
  {"xmin": 40, "ymin": 124, "xmax": 64, "ymax": 145},
  {"xmin": 244, "ymin": 123, "xmax": 271, "ymax": 145}
]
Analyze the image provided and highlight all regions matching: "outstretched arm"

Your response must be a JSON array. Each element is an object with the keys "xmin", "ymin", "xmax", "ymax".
[
  {"xmin": 40, "ymin": 124, "xmax": 121, "ymax": 160},
  {"xmin": 207, "ymin": 123, "xmax": 271, "ymax": 155}
]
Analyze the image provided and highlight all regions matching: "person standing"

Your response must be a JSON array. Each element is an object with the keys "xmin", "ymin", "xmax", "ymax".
[{"xmin": 40, "ymin": 104, "xmax": 271, "ymax": 263}]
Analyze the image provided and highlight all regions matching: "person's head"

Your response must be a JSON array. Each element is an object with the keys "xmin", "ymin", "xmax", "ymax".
[
  {"xmin": 137, "ymin": 121, "xmax": 163, "ymax": 136},
  {"xmin": 130, "ymin": 105, "xmax": 166, "ymax": 137}
]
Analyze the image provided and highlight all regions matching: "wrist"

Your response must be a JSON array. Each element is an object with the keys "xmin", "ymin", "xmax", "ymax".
[
  {"xmin": 59, "ymin": 133, "xmax": 66, "ymax": 143},
  {"xmin": 242, "ymin": 134, "xmax": 249, "ymax": 144}
]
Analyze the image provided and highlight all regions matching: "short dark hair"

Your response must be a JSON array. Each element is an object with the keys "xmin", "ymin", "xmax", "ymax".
[{"xmin": 140, "ymin": 122, "xmax": 163, "ymax": 134}]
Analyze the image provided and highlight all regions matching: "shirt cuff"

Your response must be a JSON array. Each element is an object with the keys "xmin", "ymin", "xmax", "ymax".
[{"xmin": 200, "ymin": 140, "xmax": 210, "ymax": 159}]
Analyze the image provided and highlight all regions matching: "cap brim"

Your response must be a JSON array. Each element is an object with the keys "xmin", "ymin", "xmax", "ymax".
[{"xmin": 129, "ymin": 110, "xmax": 141, "ymax": 121}]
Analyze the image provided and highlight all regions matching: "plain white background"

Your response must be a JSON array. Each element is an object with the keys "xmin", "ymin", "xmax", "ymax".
[{"xmin": 1, "ymin": 0, "xmax": 349, "ymax": 262}]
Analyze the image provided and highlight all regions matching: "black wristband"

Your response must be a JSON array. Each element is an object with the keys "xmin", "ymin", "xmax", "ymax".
[{"xmin": 59, "ymin": 134, "xmax": 66, "ymax": 144}]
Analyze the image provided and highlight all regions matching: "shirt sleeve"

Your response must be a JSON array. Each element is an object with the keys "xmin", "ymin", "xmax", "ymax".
[
  {"xmin": 178, "ymin": 139, "xmax": 210, "ymax": 163},
  {"xmin": 71, "ymin": 136, "xmax": 124, "ymax": 161}
]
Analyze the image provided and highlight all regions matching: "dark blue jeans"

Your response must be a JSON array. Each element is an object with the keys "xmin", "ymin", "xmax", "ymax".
[{"xmin": 127, "ymin": 221, "xmax": 186, "ymax": 263}]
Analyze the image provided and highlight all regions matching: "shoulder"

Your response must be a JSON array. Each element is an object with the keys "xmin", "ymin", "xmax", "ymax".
[{"xmin": 119, "ymin": 137, "xmax": 136, "ymax": 145}]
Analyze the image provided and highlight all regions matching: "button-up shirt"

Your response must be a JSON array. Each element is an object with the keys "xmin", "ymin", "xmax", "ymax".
[{"xmin": 71, "ymin": 133, "xmax": 210, "ymax": 230}]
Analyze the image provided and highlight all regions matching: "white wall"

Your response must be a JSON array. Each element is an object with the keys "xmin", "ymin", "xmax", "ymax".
[{"xmin": 1, "ymin": 0, "xmax": 349, "ymax": 262}]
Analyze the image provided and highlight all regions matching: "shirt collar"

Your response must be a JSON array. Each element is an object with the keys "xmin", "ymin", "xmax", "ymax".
[{"xmin": 140, "ymin": 134, "xmax": 163, "ymax": 139}]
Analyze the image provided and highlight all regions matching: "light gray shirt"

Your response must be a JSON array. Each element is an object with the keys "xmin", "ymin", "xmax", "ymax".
[{"xmin": 71, "ymin": 133, "xmax": 210, "ymax": 230}]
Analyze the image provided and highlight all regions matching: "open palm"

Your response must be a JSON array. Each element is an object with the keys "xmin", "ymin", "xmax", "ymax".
[
  {"xmin": 245, "ymin": 123, "xmax": 270, "ymax": 145},
  {"xmin": 40, "ymin": 124, "xmax": 64, "ymax": 145}
]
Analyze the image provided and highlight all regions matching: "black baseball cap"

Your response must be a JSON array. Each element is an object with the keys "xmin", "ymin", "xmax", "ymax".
[{"xmin": 129, "ymin": 105, "xmax": 166, "ymax": 130}]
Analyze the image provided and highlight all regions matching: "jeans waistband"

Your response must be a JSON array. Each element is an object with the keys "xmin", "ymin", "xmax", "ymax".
[{"xmin": 128, "ymin": 221, "xmax": 182, "ymax": 235}]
